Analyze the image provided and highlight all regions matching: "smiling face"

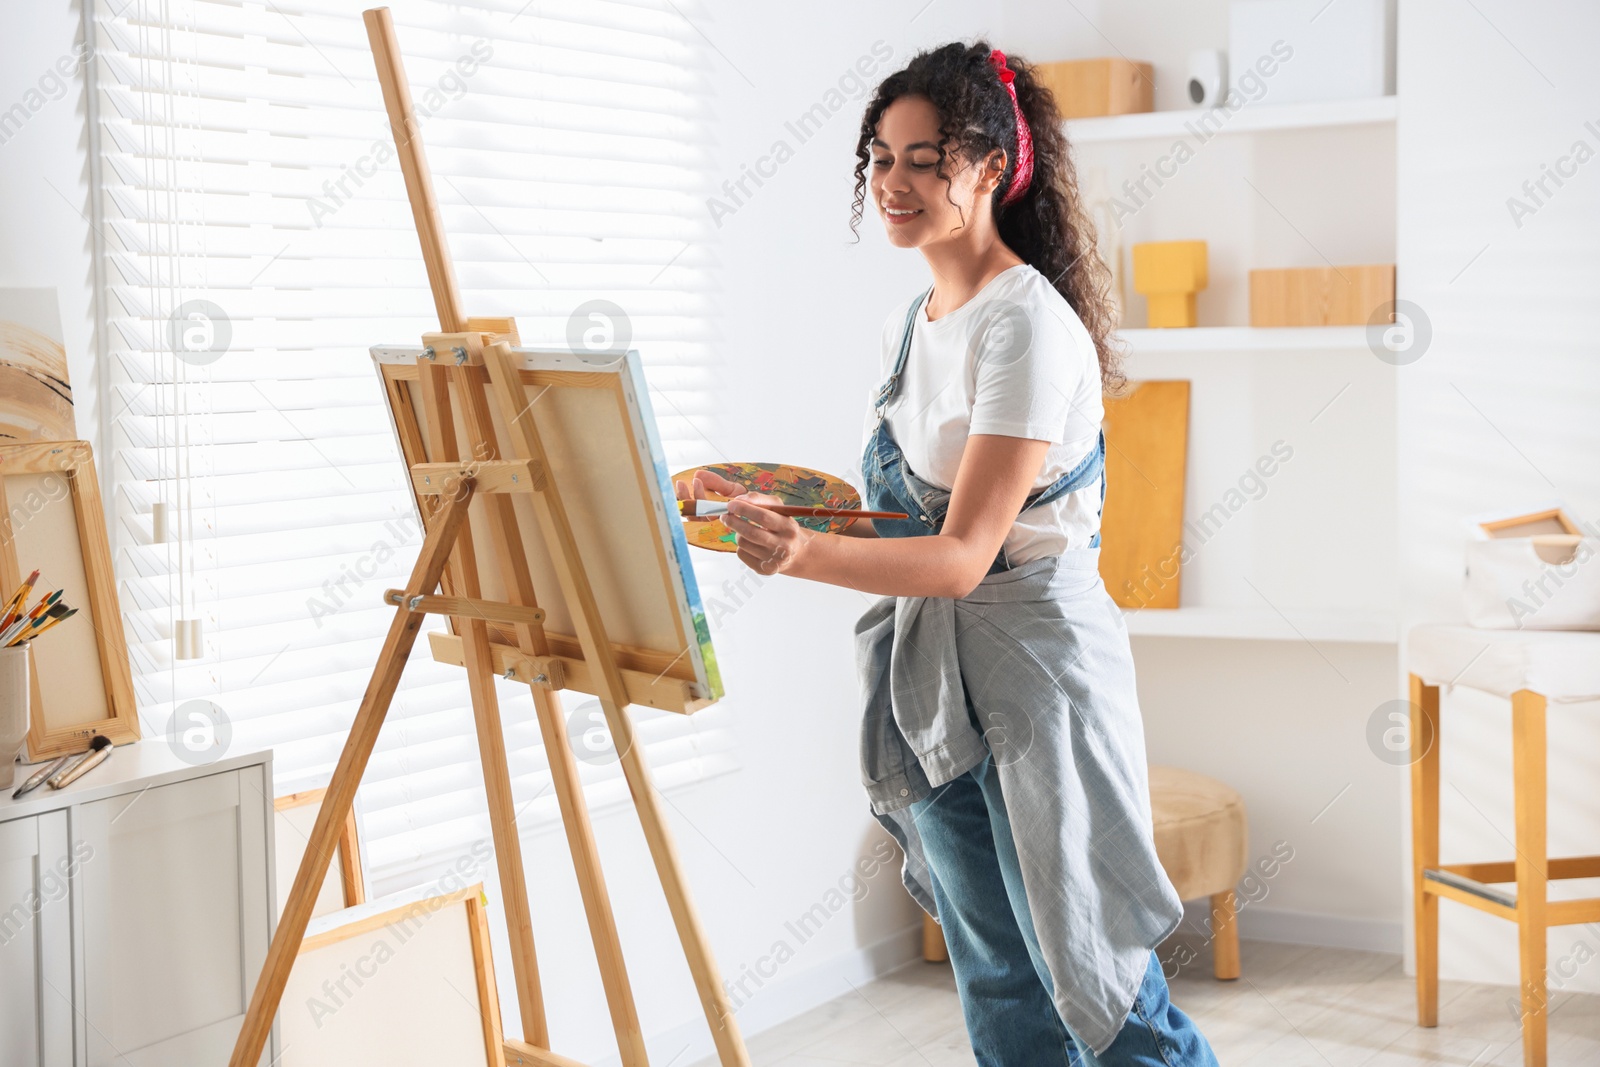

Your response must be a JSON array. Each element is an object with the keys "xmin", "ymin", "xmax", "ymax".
[{"xmin": 869, "ymin": 94, "xmax": 1005, "ymax": 250}]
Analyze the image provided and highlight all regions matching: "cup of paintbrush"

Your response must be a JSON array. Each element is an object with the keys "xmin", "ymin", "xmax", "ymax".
[{"xmin": 0, "ymin": 641, "xmax": 28, "ymax": 790}]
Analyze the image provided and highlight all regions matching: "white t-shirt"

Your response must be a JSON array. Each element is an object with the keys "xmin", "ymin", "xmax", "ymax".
[{"xmin": 858, "ymin": 262, "xmax": 1104, "ymax": 564}]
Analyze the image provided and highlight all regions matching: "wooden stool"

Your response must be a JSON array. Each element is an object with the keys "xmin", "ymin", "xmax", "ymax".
[
  {"xmin": 1407, "ymin": 624, "xmax": 1600, "ymax": 1067},
  {"xmin": 1149, "ymin": 765, "xmax": 1249, "ymax": 980},
  {"xmin": 919, "ymin": 765, "xmax": 1249, "ymax": 981}
]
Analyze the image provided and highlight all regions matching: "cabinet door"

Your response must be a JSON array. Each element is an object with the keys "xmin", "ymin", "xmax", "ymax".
[
  {"xmin": 0, "ymin": 811, "xmax": 73, "ymax": 1067},
  {"xmin": 76, "ymin": 767, "xmax": 273, "ymax": 1067}
]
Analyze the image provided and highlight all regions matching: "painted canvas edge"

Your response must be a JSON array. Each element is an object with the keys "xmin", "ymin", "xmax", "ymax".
[{"xmin": 615, "ymin": 348, "xmax": 724, "ymax": 703}]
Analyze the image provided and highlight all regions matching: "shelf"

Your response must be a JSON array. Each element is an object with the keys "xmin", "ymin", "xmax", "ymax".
[
  {"xmin": 1067, "ymin": 95, "xmax": 1397, "ymax": 144},
  {"xmin": 1117, "ymin": 326, "xmax": 1372, "ymax": 352},
  {"xmin": 1121, "ymin": 605, "xmax": 1397, "ymax": 643}
]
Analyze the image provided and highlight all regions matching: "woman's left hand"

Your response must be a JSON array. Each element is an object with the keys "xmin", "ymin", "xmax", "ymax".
[{"xmin": 721, "ymin": 493, "xmax": 807, "ymax": 576}]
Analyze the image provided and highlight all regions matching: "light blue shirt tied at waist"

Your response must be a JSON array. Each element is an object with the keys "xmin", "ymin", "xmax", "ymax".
[{"xmin": 854, "ymin": 549, "xmax": 1185, "ymax": 1055}]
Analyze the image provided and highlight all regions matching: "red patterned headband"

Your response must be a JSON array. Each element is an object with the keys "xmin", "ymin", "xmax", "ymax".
[{"xmin": 988, "ymin": 49, "xmax": 1034, "ymax": 207}]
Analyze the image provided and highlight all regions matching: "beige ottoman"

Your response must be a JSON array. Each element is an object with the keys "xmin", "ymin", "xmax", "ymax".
[
  {"xmin": 1149, "ymin": 765, "xmax": 1249, "ymax": 979},
  {"xmin": 918, "ymin": 767, "xmax": 1251, "ymax": 978}
]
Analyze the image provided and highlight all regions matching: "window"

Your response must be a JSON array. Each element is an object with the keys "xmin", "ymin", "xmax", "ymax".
[{"xmin": 90, "ymin": 0, "xmax": 735, "ymax": 893}]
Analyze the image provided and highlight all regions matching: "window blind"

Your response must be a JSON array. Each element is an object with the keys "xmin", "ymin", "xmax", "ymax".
[{"xmin": 90, "ymin": 0, "xmax": 737, "ymax": 893}]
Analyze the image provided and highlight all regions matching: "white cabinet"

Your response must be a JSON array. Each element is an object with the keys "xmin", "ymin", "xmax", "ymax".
[
  {"xmin": 0, "ymin": 744, "xmax": 276, "ymax": 1067},
  {"xmin": 0, "ymin": 810, "xmax": 73, "ymax": 1067}
]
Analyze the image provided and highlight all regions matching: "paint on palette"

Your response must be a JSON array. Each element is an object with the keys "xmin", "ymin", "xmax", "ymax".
[{"xmin": 671, "ymin": 462, "xmax": 863, "ymax": 553}]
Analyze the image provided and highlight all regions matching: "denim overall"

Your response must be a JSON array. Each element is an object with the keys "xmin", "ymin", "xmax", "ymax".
[{"xmin": 861, "ymin": 285, "xmax": 1107, "ymax": 571}]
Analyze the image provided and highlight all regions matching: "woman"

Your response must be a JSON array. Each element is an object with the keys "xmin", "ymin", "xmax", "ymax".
[{"xmin": 676, "ymin": 42, "xmax": 1219, "ymax": 1067}]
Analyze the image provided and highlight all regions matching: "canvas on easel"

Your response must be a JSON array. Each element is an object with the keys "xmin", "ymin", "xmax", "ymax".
[
  {"xmin": 229, "ymin": 9, "xmax": 748, "ymax": 1067},
  {"xmin": 371, "ymin": 334, "xmax": 722, "ymax": 715}
]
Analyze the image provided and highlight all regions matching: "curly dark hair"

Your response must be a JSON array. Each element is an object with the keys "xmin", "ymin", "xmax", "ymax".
[{"xmin": 849, "ymin": 40, "xmax": 1127, "ymax": 397}]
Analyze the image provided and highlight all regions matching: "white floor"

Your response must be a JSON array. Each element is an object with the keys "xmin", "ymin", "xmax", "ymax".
[{"xmin": 688, "ymin": 931, "xmax": 1600, "ymax": 1066}]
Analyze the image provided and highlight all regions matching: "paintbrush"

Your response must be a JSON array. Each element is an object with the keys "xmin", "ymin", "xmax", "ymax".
[
  {"xmin": 0, "ymin": 594, "xmax": 65, "ymax": 646},
  {"xmin": 680, "ymin": 499, "xmax": 908, "ymax": 521},
  {"xmin": 0, "ymin": 569, "xmax": 40, "ymax": 632},
  {"xmin": 6, "ymin": 603, "xmax": 72, "ymax": 647},
  {"xmin": 48, "ymin": 734, "xmax": 113, "ymax": 790},
  {"xmin": 12, "ymin": 755, "xmax": 71, "ymax": 799}
]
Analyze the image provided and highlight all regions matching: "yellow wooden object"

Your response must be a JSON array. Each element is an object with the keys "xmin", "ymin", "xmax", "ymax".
[
  {"xmin": 1035, "ymin": 58, "xmax": 1154, "ymax": 119},
  {"xmin": 1133, "ymin": 242, "xmax": 1208, "ymax": 328},
  {"xmin": 1248, "ymin": 264, "xmax": 1395, "ymax": 326},
  {"xmin": 1098, "ymin": 380, "xmax": 1190, "ymax": 610}
]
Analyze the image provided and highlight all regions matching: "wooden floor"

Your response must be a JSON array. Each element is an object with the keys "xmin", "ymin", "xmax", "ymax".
[{"xmin": 688, "ymin": 931, "xmax": 1600, "ymax": 1066}]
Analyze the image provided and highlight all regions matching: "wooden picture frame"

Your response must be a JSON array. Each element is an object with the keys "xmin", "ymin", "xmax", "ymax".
[
  {"xmin": 274, "ymin": 788, "xmax": 366, "ymax": 920},
  {"xmin": 279, "ymin": 885, "xmax": 505, "ymax": 1066},
  {"xmin": 0, "ymin": 441, "xmax": 139, "ymax": 759},
  {"xmin": 1478, "ymin": 506, "xmax": 1580, "ymax": 539}
]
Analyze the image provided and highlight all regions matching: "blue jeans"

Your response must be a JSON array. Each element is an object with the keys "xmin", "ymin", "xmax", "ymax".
[{"xmin": 910, "ymin": 753, "xmax": 1219, "ymax": 1067}]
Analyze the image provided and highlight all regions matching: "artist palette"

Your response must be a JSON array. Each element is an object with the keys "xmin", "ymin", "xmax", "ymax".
[{"xmin": 670, "ymin": 462, "xmax": 862, "ymax": 552}]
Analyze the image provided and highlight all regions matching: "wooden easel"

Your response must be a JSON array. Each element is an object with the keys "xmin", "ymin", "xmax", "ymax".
[{"xmin": 228, "ymin": 9, "xmax": 750, "ymax": 1066}]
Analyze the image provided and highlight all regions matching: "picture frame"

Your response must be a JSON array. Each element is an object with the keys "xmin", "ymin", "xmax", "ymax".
[
  {"xmin": 278, "ymin": 884, "xmax": 505, "ymax": 1066},
  {"xmin": 0, "ymin": 440, "xmax": 140, "ymax": 760},
  {"xmin": 274, "ymin": 787, "xmax": 367, "ymax": 919},
  {"xmin": 1477, "ymin": 506, "xmax": 1581, "ymax": 540}
]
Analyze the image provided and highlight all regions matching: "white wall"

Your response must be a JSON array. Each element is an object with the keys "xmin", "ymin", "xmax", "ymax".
[
  {"xmin": 0, "ymin": 0, "xmax": 99, "ymax": 444},
  {"xmin": 1395, "ymin": 0, "xmax": 1600, "ymax": 996}
]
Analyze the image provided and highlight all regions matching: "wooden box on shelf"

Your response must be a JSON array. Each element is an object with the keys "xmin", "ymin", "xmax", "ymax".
[
  {"xmin": 1249, "ymin": 264, "xmax": 1395, "ymax": 326},
  {"xmin": 1035, "ymin": 58, "xmax": 1153, "ymax": 119}
]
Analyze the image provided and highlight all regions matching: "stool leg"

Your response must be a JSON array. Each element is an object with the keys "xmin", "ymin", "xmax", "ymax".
[
  {"xmin": 1209, "ymin": 890, "xmax": 1239, "ymax": 980},
  {"xmin": 1512, "ymin": 688, "xmax": 1548, "ymax": 1067},
  {"xmin": 1409, "ymin": 674, "xmax": 1441, "ymax": 1027},
  {"xmin": 922, "ymin": 911, "xmax": 948, "ymax": 963}
]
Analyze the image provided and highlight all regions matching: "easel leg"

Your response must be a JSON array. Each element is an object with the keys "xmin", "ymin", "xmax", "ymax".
[
  {"xmin": 461, "ymin": 612, "xmax": 552, "ymax": 1048},
  {"xmin": 606, "ymin": 698, "xmax": 751, "ymax": 1067},
  {"xmin": 230, "ymin": 489, "xmax": 473, "ymax": 1067},
  {"xmin": 524, "ymin": 685, "xmax": 650, "ymax": 1067},
  {"xmin": 417, "ymin": 359, "xmax": 551, "ymax": 1047}
]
